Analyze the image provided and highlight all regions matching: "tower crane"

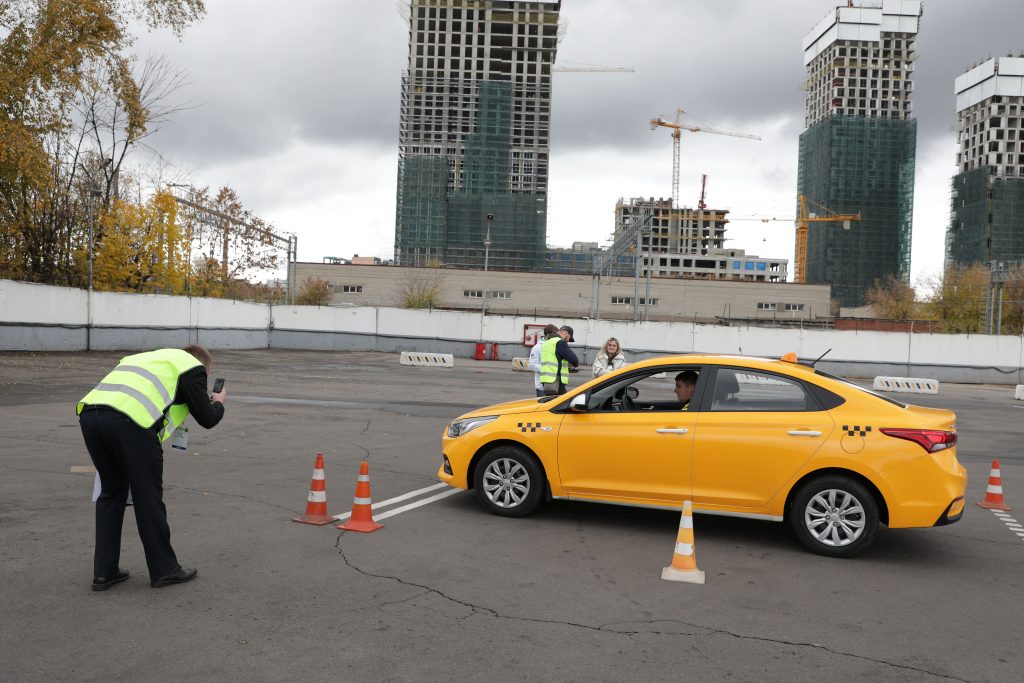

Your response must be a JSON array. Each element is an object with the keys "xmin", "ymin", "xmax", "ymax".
[
  {"xmin": 553, "ymin": 65, "xmax": 635, "ymax": 73},
  {"xmin": 553, "ymin": 60, "xmax": 634, "ymax": 73},
  {"xmin": 795, "ymin": 194, "xmax": 860, "ymax": 284},
  {"xmin": 649, "ymin": 108, "xmax": 760, "ymax": 208}
]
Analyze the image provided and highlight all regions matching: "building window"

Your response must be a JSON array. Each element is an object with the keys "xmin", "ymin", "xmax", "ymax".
[
  {"xmin": 464, "ymin": 289, "xmax": 483, "ymax": 299},
  {"xmin": 342, "ymin": 285, "xmax": 363, "ymax": 293},
  {"xmin": 611, "ymin": 296, "xmax": 631, "ymax": 305},
  {"xmin": 491, "ymin": 291, "xmax": 512, "ymax": 300},
  {"xmin": 744, "ymin": 262, "xmax": 755, "ymax": 270},
  {"xmin": 732, "ymin": 261, "xmax": 740, "ymax": 269},
  {"xmin": 639, "ymin": 298, "xmax": 658, "ymax": 306},
  {"xmin": 784, "ymin": 303, "xmax": 805, "ymax": 311},
  {"xmin": 756, "ymin": 262, "xmax": 767, "ymax": 271},
  {"xmin": 757, "ymin": 302, "xmax": 777, "ymax": 311}
]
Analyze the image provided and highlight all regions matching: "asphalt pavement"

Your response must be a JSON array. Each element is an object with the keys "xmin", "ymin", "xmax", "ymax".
[{"xmin": 1, "ymin": 349, "xmax": 1021, "ymax": 681}]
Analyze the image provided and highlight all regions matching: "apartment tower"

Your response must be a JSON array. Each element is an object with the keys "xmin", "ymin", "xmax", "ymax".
[
  {"xmin": 394, "ymin": 0, "xmax": 560, "ymax": 270},
  {"xmin": 797, "ymin": 0, "xmax": 921, "ymax": 306},
  {"xmin": 947, "ymin": 56, "xmax": 1024, "ymax": 267}
]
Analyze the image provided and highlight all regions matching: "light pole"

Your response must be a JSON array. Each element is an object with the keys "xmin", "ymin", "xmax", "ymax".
[
  {"xmin": 80, "ymin": 159, "xmax": 110, "ymax": 351},
  {"xmin": 480, "ymin": 212, "xmax": 493, "ymax": 341}
]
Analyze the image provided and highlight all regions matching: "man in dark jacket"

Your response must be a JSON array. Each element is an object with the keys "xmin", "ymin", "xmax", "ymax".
[
  {"xmin": 539, "ymin": 324, "xmax": 579, "ymax": 395},
  {"xmin": 78, "ymin": 344, "xmax": 226, "ymax": 590}
]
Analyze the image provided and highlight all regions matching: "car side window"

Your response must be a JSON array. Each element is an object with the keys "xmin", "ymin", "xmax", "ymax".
[
  {"xmin": 587, "ymin": 367, "xmax": 701, "ymax": 412},
  {"xmin": 709, "ymin": 368, "xmax": 817, "ymax": 412}
]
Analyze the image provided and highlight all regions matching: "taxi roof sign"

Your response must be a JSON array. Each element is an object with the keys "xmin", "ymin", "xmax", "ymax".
[{"xmin": 780, "ymin": 352, "xmax": 798, "ymax": 363}]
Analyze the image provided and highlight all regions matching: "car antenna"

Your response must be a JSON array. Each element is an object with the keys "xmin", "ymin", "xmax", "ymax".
[{"xmin": 810, "ymin": 348, "xmax": 832, "ymax": 367}]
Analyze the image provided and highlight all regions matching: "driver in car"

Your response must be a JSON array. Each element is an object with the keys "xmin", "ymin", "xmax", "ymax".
[{"xmin": 674, "ymin": 371, "xmax": 698, "ymax": 410}]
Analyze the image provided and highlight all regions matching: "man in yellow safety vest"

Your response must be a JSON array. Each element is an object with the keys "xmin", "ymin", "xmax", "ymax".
[
  {"xmin": 77, "ymin": 344, "xmax": 227, "ymax": 590},
  {"xmin": 539, "ymin": 324, "xmax": 579, "ymax": 395}
]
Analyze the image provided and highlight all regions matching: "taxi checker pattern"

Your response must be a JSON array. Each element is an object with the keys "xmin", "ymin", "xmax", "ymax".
[
  {"xmin": 843, "ymin": 424, "xmax": 871, "ymax": 437},
  {"xmin": 518, "ymin": 422, "xmax": 541, "ymax": 433}
]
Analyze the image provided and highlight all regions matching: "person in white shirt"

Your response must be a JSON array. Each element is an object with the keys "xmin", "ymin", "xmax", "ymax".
[
  {"xmin": 592, "ymin": 337, "xmax": 628, "ymax": 378},
  {"xmin": 528, "ymin": 326, "xmax": 553, "ymax": 397}
]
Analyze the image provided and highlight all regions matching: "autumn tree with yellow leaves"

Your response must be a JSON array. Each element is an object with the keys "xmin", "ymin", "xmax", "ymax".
[
  {"xmin": 1, "ymin": 1, "xmax": 205, "ymax": 284},
  {"xmin": 87, "ymin": 190, "xmax": 191, "ymax": 293}
]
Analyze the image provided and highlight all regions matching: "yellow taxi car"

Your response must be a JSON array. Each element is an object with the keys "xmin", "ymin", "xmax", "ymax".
[{"xmin": 439, "ymin": 353, "xmax": 966, "ymax": 557}]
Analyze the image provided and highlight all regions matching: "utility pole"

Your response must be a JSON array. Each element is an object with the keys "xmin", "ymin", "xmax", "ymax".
[
  {"xmin": 222, "ymin": 218, "xmax": 230, "ymax": 284},
  {"xmin": 80, "ymin": 158, "xmax": 110, "ymax": 351},
  {"xmin": 480, "ymin": 212, "xmax": 493, "ymax": 340}
]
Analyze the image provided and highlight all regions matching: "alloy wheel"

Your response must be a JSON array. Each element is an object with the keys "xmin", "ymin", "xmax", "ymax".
[
  {"xmin": 481, "ymin": 457, "xmax": 531, "ymax": 509},
  {"xmin": 803, "ymin": 488, "xmax": 866, "ymax": 547}
]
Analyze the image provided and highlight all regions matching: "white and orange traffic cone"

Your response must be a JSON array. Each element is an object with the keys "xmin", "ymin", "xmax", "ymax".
[
  {"xmin": 293, "ymin": 452, "xmax": 335, "ymax": 525},
  {"xmin": 977, "ymin": 459, "xmax": 1012, "ymax": 511},
  {"xmin": 661, "ymin": 499, "xmax": 705, "ymax": 584},
  {"xmin": 338, "ymin": 461, "xmax": 383, "ymax": 533}
]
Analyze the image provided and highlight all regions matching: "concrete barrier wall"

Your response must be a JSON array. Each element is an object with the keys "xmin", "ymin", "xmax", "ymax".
[{"xmin": 2, "ymin": 279, "xmax": 1022, "ymax": 384}]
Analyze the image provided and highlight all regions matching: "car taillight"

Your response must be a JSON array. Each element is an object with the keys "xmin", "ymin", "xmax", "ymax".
[{"xmin": 879, "ymin": 428, "xmax": 958, "ymax": 453}]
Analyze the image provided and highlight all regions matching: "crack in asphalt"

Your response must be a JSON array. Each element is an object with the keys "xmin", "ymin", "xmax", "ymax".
[
  {"xmin": 334, "ymin": 533, "xmax": 966, "ymax": 682},
  {"xmin": 167, "ymin": 484, "xmax": 296, "ymax": 514}
]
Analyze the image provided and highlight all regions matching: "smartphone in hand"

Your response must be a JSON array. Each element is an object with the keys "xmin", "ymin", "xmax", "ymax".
[{"xmin": 212, "ymin": 377, "xmax": 225, "ymax": 393}]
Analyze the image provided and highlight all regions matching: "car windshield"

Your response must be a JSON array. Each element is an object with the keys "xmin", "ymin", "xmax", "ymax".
[{"xmin": 814, "ymin": 369, "xmax": 907, "ymax": 408}]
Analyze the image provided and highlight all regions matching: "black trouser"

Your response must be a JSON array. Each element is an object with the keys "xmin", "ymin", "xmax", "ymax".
[{"xmin": 79, "ymin": 408, "xmax": 178, "ymax": 580}]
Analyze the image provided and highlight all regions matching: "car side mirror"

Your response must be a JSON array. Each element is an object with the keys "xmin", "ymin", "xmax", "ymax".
[{"xmin": 569, "ymin": 394, "xmax": 588, "ymax": 412}]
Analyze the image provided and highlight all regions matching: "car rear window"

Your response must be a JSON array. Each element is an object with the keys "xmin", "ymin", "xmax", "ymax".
[{"xmin": 814, "ymin": 369, "xmax": 907, "ymax": 408}]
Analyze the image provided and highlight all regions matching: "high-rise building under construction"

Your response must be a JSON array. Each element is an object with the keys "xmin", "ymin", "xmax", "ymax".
[
  {"xmin": 797, "ymin": 0, "xmax": 921, "ymax": 306},
  {"xmin": 947, "ymin": 56, "xmax": 1024, "ymax": 267},
  {"xmin": 394, "ymin": 0, "xmax": 560, "ymax": 270}
]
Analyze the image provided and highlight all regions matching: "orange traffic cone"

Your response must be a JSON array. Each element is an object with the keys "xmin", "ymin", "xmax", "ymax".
[
  {"xmin": 338, "ymin": 461, "xmax": 383, "ymax": 533},
  {"xmin": 293, "ymin": 452, "xmax": 335, "ymax": 525},
  {"xmin": 661, "ymin": 499, "xmax": 705, "ymax": 584},
  {"xmin": 977, "ymin": 459, "xmax": 1012, "ymax": 511}
]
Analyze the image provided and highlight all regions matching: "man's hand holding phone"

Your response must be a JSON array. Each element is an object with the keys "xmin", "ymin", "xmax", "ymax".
[{"xmin": 211, "ymin": 377, "xmax": 227, "ymax": 404}]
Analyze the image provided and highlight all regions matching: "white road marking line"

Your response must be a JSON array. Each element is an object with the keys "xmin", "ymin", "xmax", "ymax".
[
  {"xmin": 372, "ymin": 487, "xmax": 462, "ymax": 521},
  {"xmin": 987, "ymin": 509, "xmax": 1024, "ymax": 543},
  {"xmin": 332, "ymin": 482, "xmax": 448, "ymax": 521},
  {"xmin": 70, "ymin": 465, "xmax": 95, "ymax": 473}
]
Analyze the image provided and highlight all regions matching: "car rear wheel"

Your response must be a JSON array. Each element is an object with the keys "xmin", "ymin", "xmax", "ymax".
[
  {"xmin": 473, "ymin": 446, "xmax": 544, "ymax": 517},
  {"xmin": 791, "ymin": 475, "xmax": 879, "ymax": 558}
]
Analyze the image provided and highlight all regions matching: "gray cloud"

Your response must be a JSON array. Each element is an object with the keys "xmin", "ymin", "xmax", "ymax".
[
  {"xmin": 139, "ymin": 1, "xmax": 1024, "ymax": 167},
  {"xmin": 128, "ymin": 0, "xmax": 1024, "ymax": 272}
]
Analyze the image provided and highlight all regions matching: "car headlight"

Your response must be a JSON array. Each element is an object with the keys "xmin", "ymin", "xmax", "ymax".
[{"xmin": 447, "ymin": 415, "xmax": 498, "ymax": 438}]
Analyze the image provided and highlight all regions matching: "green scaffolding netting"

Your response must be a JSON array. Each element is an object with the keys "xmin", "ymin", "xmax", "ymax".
[
  {"xmin": 396, "ymin": 79, "xmax": 546, "ymax": 271},
  {"xmin": 948, "ymin": 167, "xmax": 1024, "ymax": 266},
  {"xmin": 797, "ymin": 115, "xmax": 916, "ymax": 307}
]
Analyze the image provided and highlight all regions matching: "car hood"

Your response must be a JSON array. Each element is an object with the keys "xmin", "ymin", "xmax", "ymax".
[{"xmin": 455, "ymin": 396, "xmax": 551, "ymax": 419}]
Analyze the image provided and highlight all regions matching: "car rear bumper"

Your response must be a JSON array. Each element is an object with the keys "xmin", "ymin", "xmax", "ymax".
[
  {"xmin": 933, "ymin": 496, "xmax": 965, "ymax": 526},
  {"xmin": 883, "ymin": 452, "xmax": 968, "ymax": 528}
]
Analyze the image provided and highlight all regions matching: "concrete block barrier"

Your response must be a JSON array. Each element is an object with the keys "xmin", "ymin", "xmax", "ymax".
[
  {"xmin": 399, "ymin": 351, "xmax": 454, "ymax": 368},
  {"xmin": 872, "ymin": 376, "xmax": 939, "ymax": 395},
  {"xmin": 1015, "ymin": 385, "xmax": 1024, "ymax": 401},
  {"xmin": 511, "ymin": 357, "xmax": 531, "ymax": 372}
]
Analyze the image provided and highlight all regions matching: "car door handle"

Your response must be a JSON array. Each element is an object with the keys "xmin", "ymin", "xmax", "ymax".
[
  {"xmin": 787, "ymin": 430, "xmax": 822, "ymax": 437},
  {"xmin": 656, "ymin": 428, "xmax": 689, "ymax": 434}
]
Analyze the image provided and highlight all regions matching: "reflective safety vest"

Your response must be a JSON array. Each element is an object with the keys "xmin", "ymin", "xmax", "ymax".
[
  {"xmin": 77, "ymin": 349, "xmax": 201, "ymax": 442},
  {"xmin": 538, "ymin": 337, "xmax": 568, "ymax": 386}
]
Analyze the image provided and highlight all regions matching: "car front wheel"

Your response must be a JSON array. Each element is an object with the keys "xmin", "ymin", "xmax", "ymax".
[
  {"xmin": 791, "ymin": 475, "xmax": 879, "ymax": 558},
  {"xmin": 473, "ymin": 446, "xmax": 544, "ymax": 517}
]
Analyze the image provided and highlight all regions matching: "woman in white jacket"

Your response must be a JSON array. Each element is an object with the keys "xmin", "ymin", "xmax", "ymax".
[{"xmin": 592, "ymin": 337, "xmax": 628, "ymax": 378}]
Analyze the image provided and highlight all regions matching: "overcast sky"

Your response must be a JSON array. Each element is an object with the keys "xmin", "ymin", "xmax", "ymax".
[{"xmin": 136, "ymin": 0, "xmax": 1024, "ymax": 286}]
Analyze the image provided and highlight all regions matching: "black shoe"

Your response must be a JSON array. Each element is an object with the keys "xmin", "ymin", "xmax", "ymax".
[
  {"xmin": 92, "ymin": 568, "xmax": 130, "ymax": 591},
  {"xmin": 150, "ymin": 565, "xmax": 197, "ymax": 588}
]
